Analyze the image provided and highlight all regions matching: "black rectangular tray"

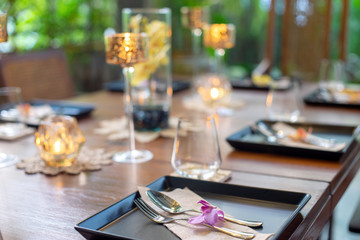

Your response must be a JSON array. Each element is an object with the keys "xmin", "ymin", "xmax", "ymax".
[
  {"xmin": 105, "ymin": 80, "xmax": 191, "ymax": 93},
  {"xmin": 303, "ymin": 88, "xmax": 360, "ymax": 109},
  {"xmin": 230, "ymin": 76, "xmax": 292, "ymax": 91},
  {"xmin": 75, "ymin": 176, "xmax": 311, "ymax": 240},
  {"xmin": 226, "ymin": 120, "xmax": 360, "ymax": 161},
  {"xmin": 30, "ymin": 99, "xmax": 95, "ymax": 119}
]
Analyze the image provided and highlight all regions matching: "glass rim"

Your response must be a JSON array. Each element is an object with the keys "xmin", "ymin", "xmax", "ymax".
[
  {"xmin": 110, "ymin": 32, "xmax": 148, "ymax": 38},
  {"xmin": 122, "ymin": 8, "xmax": 171, "ymax": 15},
  {"xmin": 177, "ymin": 114, "xmax": 215, "ymax": 123},
  {"xmin": 0, "ymin": 12, "xmax": 7, "ymax": 17},
  {"xmin": 0, "ymin": 87, "xmax": 21, "ymax": 94},
  {"xmin": 39, "ymin": 115, "xmax": 76, "ymax": 126}
]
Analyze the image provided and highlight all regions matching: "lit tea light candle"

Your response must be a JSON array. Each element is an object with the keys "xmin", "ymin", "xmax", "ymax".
[
  {"xmin": 181, "ymin": 6, "xmax": 209, "ymax": 30},
  {"xmin": 0, "ymin": 13, "xmax": 7, "ymax": 43},
  {"xmin": 197, "ymin": 74, "xmax": 231, "ymax": 106},
  {"xmin": 203, "ymin": 24, "xmax": 235, "ymax": 50},
  {"xmin": 35, "ymin": 115, "xmax": 85, "ymax": 167}
]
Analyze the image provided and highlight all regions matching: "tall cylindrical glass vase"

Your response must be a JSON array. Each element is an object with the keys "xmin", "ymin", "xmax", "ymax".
[{"xmin": 122, "ymin": 8, "xmax": 172, "ymax": 131}]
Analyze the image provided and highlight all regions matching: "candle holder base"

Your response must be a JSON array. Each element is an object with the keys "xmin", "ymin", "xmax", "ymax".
[{"xmin": 113, "ymin": 149, "xmax": 153, "ymax": 163}]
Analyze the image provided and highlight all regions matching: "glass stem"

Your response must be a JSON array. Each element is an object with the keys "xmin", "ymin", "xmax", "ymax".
[
  {"xmin": 191, "ymin": 28, "xmax": 202, "ymax": 77},
  {"xmin": 123, "ymin": 66, "xmax": 136, "ymax": 154},
  {"xmin": 191, "ymin": 28, "xmax": 202, "ymax": 56},
  {"xmin": 214, "ymin": 48, "xmax": 225, "ymax": 76}
]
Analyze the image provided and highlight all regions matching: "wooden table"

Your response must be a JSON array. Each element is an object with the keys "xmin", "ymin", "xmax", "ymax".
[{"xmin": 0, "ymin": 83, "xmax": 359, "ymax": 240}]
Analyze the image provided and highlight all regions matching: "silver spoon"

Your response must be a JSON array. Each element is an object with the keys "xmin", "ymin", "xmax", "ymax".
[{"xmin": 146, "ymin": 190, "xmax": 263, "ymax": 228}]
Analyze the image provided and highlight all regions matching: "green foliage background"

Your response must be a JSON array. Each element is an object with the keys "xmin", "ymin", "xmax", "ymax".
[{"xmin": 1, "ymin": 0, "xmax": 359, "ymax": 91}]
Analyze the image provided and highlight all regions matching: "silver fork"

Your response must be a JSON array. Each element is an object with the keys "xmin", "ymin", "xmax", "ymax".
[{"xmin": 134, "ymin": 197, "xmax": 255, "ymax": 239}]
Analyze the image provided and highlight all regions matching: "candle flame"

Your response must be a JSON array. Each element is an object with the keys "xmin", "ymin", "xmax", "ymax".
[
  {"xmin": 210, "ymin": 87, "xmax": 220, "ymax": 100},
  {"xmin": 54, "ymin": 139, "xmax": 63, "ymax": 154}
]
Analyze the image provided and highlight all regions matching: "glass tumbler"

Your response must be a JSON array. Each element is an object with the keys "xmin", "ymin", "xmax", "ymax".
[
  {"xmin": 266, "ymin": 78, "xmax": 302, "ymax": 122},
  {"xmin": 171, "ymin": 114, "xmax": 221, "ymax": 180}
]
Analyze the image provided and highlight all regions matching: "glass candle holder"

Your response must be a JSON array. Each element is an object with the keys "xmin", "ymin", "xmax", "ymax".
[
  {"xmin": 35, "ymin": 115, "xmax": 85, "ymax": 167},
  {"xmin": 0, "ymin": 13, "xmax": 7, "ymax": 43},
  {"xmin": 181, "ymin": 6, "xmax": 209, "ymax": 54},
  {"xmin": 197, "ymin": 24, "xmax": 236, "ymax": 108},
  {"xmin": 105, "ymin": 32, "xmax": 153, "ymax": 163}
]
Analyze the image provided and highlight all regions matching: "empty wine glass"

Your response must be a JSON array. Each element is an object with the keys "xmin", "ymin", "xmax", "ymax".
[
  {"xmin": 105, "ymin": 32, "xmax": 153, "ymax": 163},
  {"xmin": 181, "ymin": 6, "xmax": 209, "ymax": 55},
  {"xmin": 0, "ymin": 87, "xmax": 24, "ymax": 167},
  {"xmin": 171, "ymin": 114, "xmax": 221, "ymax": 180},
  {"xmin": 319, "ymin": 59, "xmax": 346, "ymax": 93}
]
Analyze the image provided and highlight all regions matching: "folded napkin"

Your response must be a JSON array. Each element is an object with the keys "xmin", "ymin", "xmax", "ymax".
[
  {"xmin": 170, "ymin": 166, "xmax": 232, "ymax": 183},
  {"xmin": 272, "ymin": 122, "xmax": 347, "ymax": 152},
  {"xmin": 94, "ymin": 116, "xmax": 202, "ymax": 143},
  {"xmin": 0, "ymin": 123, "xmax": 34, "ymax": 140},
  {"xmin": 138, "ymin": 186, "xmax": 273, "ymax": 240},
  {"xmin": 182, "ymin": 95, "xmax": 245, "ymax": 116}
]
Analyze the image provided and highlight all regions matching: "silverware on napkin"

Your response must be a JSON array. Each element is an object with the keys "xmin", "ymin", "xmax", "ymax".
[
  {"xmin": 134, "ymin": 197, "xmax": 255, "ymax": 239},
  {"xmin": 146, "ymin": 190, "xmax": 263, "ymax": 228}
]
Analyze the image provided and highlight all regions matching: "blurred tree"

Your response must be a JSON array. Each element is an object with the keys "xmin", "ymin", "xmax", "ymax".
[{"xmin": 0, "ymin": 0, "xmax": 359, "ymax": 90}]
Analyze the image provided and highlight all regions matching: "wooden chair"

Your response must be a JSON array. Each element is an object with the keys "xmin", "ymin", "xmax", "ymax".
[
  {"xmin": 254, "ymin": 0, "xmax": 349, "ymax": 81},
  {"xmin": 0, "ymin": 49, "xmax": 75, "ymax": 101}
]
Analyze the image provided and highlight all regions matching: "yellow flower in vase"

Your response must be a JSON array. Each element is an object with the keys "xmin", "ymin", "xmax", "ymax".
[{"xmin": 129, "ymin": 15, "xmax": 171, "ymax": 86}]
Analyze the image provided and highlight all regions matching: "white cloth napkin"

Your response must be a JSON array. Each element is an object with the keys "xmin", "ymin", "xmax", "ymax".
[
  {"xmin": 138, "ymin": 186, "xmax": 274, "ymax": 240},
  {"xmin": 272, "ymin": 122, "xmax": 347, "ymax": 152}
]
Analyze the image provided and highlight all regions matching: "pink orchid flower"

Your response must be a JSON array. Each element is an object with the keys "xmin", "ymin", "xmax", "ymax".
[{"xmin": 188, "ymin": 200, "xmax": 224, "ymax": 226}]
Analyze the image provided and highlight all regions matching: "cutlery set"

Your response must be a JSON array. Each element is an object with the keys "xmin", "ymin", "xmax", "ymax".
[
  {"xmin": 134, "ymin": 189, "xmax": 264, "ymax": 239},
  {"xmin": 252, "ymin": 121, "xmax": 339, "ymax": 149}
]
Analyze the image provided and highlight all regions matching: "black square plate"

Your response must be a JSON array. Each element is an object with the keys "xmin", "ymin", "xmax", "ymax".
[
  {"xmin": 0, "ymin": 99, "xmax": 95, "ymax": 127},
  {"xmin": 30, "ymin": 99, "xmax": 95, "ymax": 119},
  {"xmin": 75, "ymin": 176, "xmax": 311, "ymax": 240},
  {"xmin": 230, "ymin": 76, "xmax": 292, "ymax": 91},
  {"xmin": 303, "ymin": 88, "xmax": 360, "ymax": 109},
  {"xmin": 226, "ymin": 120, "xmax": 360, "ymax": 161},
  {"xmin": 105, "ymin": 80, "xmax": 191, "ymax": 93}
]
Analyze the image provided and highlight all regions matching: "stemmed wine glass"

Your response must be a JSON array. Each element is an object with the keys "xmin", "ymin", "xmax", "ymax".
[
  {"xmin": 0, "ymin": 13, "xmax": 20, "ymax": 168},
  {"xmin": 0, "ymin": 87, "xmax": 23, "ymax": 168},
  {"xmin": 181, "ymin": 6, "xmax": 209, "ymax": 58},
  {"xmin": 196, "ymin": 24, "xmax": 235, "ymax": 108},
  {"xmin": 105, "ymin": 32, "xmax": 153, "ymax": 163}
]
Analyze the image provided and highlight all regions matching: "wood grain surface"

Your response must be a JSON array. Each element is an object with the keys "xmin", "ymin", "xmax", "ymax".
[{"xmin": 0, "ymin": 83, "xmax": 359, "ymax": 240}]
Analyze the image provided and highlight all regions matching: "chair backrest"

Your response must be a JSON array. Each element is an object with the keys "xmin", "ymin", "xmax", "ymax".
[
  {"xmin": 0, "ymin": 49, "xmax": 75, "ymax": 101},
  {"xmin": 256, "ymin": 0, "xmax": 349, "ymax": 81}
]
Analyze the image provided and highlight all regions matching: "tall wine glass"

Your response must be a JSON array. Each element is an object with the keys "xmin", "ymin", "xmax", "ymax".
[
  {"xmin": 105, "ymin": 33, "xmax": 153, "ymax": 163},
  {"xmin": 0, "ymin": 87, "xmax": 23, "ymax": 168},
  {"xmin": 197, "ymin": 24, "xmax": 235, "ymax": 108},
  {"xmin": 0, "ymin": 14, "xmax": 19, "ymax": 168},
  {"xmin": 181, "ymin": 6, "xmax": 209, "ymax": 58}
]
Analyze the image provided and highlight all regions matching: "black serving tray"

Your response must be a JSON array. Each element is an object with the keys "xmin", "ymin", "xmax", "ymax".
[
  {"xmin": 349, "ymin": 197, "xmax": 360, "ymax": 233},
  {"xmin": 226, "ymin": 120, "xmax": 360, "ymax": 161},
  {"xmin": 303, "ymin": 88, "xmax": 360, "ymax": 109},
  {"xmin": 75, "ymin": 176, "xmax": 311, "ymax": 240},
  {"xmin": 30, "ymin": 99, "xmax": 95, "ymax": 119},
  {"xmin": 105, "ymin": 80, "xmax": 191, "ymax": 93},
  {"xmin": 230, "ymin": 76, "xmax": 292, "ymax": 91},
  {"xmin": 0, "ymin": 99, "xmax": 95, "ymax": 127}
]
